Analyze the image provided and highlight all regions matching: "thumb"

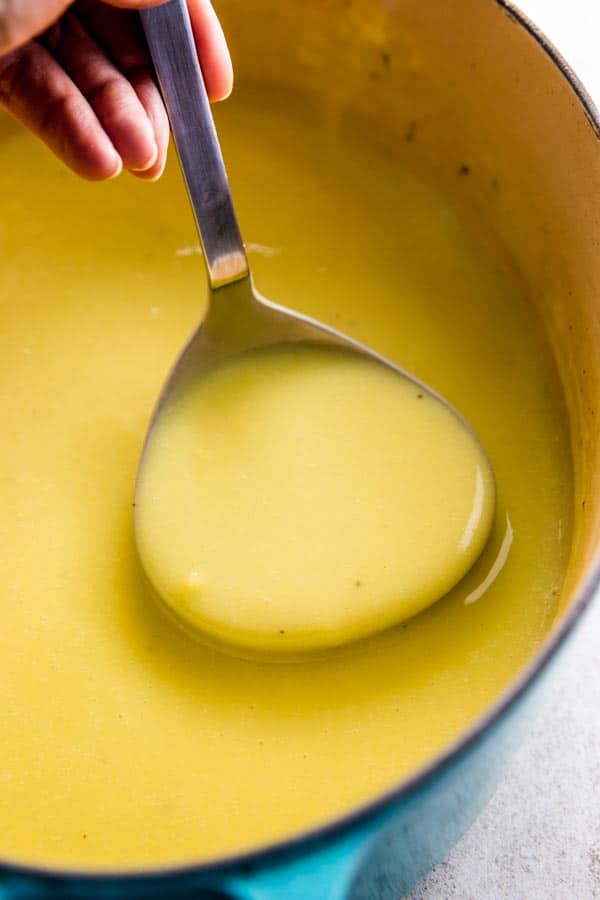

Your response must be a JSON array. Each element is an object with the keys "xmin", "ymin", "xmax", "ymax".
[
  {"xmin": 96, "ymin": 1, "xmax": 167, "ymax": 5},
  {"xmin": 0, "ymin": 1, "xmax": 168, "ymax": 55},
  {"xmin": 0, "ymin": 2, "xmax": 70, "ymax": 54}
]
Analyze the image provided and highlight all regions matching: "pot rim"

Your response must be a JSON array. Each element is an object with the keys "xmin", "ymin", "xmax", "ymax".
[{"xmin": 1, "ymin": 0, "xmax": 599, "ymax": 887}]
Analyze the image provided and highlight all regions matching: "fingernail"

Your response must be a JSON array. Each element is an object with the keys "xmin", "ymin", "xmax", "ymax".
[
  {"xmin": 147, "ymin": 156, "xmax": 167, "ymax": 182},
  {"xmin": 130, "ymin": 154, "xmax": 167, "ymax": 183},
  {"xmin": 129, "ymin": 139, "xmax": 159, "ymax": 173},
  {"xmin": 107, "ymin": 155, "xmax": 124, "ymax": 180}
]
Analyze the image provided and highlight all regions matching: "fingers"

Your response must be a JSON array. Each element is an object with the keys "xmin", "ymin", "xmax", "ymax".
[
  {"xmin": 74, "ymin": 0, "xmax": 168, "ymax": 179},
  {"xmin": 75, "ymin": 0, "xmax": 232, "ymax": 180},
  {"xmin": 83, "ymin": 0, "xmax": 232, "ymax": 101},
  {"xmin": 188, "ymin": 0, "xmax": 233, "ymax": 101},
  {"xmin": 43, "ymin": 12, "xmax": 157, "ymax": 173},
  {"xmin": 0, "ymin": 0, "xmax": 233, "ymax": 182},
  {"xmin": 0, "ymin": 41, "xmax": 122, "ymax": 179},
  {"xmin": 126, "ymin": 69, "xmax": 168, "ymax": 179}
]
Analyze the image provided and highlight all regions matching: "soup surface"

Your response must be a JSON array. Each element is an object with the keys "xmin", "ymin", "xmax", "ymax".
[
  {"xmin": 0, "ymin": 90, "xmax": 571, "ymax": 869},
  {"xmin": 136, "ymin": 344, "xmax": 494, "ymax": 656}
]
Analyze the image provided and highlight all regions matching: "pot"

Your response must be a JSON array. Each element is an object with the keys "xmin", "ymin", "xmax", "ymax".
[{"xmin": 0, "ymin": 1, "xmax": 598, "ymax": 897}]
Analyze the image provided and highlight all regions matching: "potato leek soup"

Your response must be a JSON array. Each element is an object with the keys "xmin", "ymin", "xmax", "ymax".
[
  {"xmin": 135, "ymin": 344, "xmax": 494, "ymax": 656},
  {"xmin": 0, "ymin": 93, "xmax": 571, "ymax": 869}
]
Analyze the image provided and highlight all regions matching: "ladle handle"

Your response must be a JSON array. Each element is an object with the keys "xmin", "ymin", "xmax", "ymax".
[{"xmin": 140, "ymin": 0, "xmax": 249, "ymax": 289}]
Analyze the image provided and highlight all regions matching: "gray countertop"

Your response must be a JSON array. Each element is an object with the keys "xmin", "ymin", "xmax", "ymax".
[
  {"xmin": 408, "ymin": 3, "xmax": 600, "ymax": 897},
  {"xmin": 408, "ymin": 598, "xmax": 600, "ymax": 899}
]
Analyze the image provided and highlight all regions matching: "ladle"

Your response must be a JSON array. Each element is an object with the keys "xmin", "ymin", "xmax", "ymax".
[{"xmin": 135, "ymin": 0, "xmax": 495, "ymax": 657}]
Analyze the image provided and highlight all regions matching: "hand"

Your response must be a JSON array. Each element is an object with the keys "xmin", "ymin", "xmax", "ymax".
[{"xmin": 0, "ymin": 1, "xmax": 232, "ymax": 180}]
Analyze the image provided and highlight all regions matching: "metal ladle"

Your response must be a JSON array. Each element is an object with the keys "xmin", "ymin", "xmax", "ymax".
[{"xmin": 135, "ymin": 0, "xmax": 495, "ymax": 655}]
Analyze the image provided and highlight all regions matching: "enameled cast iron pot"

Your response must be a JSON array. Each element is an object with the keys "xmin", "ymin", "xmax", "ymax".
[{"xmin": 1, "ymin": 1, "xmax": 599, "ymax": 897}]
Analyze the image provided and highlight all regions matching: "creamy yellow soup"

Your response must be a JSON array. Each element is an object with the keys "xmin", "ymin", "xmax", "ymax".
[
  {"xmin": 136, "ymin": 345, "xmax": 494, "ymax": 656},
  {"xmin": 0, "ymin": 92, "xmax": 571, "ymax": 870}
]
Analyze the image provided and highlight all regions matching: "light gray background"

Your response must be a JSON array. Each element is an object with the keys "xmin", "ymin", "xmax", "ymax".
[{"xmin": 407, "ymin": 2, "xmax": 600, "ymax": 897}]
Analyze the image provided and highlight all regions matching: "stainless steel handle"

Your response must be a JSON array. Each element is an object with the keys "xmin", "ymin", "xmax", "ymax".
[{"xmin": 140, "ymin": 0, "xmax": 248, "ymax": 289}]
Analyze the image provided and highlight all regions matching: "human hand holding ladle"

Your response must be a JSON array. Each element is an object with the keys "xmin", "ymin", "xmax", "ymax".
[{"xmin": 0, "ymin": 0, "xmax": 232, "ymax": 181}]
